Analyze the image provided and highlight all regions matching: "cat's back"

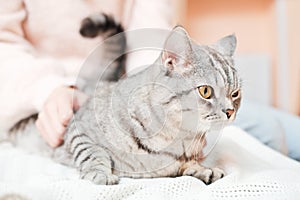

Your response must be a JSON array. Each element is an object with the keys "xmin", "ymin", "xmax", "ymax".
[
  {"xmin": 66, "ymin": 81, "xmax": 117, "ymax": 136},
  {"xmin": 77, "ymin": 81, "xmax": 116, "ymax": 118}
]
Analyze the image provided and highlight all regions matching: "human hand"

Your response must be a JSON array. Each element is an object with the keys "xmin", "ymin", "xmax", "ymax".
[{"xmin": 36, "ymin": 86, "xmax": 88, "ymax": 147}]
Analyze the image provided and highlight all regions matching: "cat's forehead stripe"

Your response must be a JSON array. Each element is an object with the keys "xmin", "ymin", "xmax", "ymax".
[
  {"xmin": 202, "ymin": 48, "xmax": 227, "ymax": 85},
  {"xmin": 211, "ymin": 51, "xmax": 234, "ymax": 86},
  {"xmin": 204, "ymin": 47, "xmax": 237, "ymax": 90}
]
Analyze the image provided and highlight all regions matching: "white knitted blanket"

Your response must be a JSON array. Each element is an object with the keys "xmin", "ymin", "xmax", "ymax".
[{"xmin": 0, "ymin": 126, "xmax": 299, "ymax": 200}]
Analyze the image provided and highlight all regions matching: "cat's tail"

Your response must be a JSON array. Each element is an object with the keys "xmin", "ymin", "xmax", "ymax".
[
  {"xmin": 2, "ymin": 114, "xmax": 52, "ymax": 155},
  {"xmin": 0, "ymin": 115, "xmax": 36, "ymax": 143},
  {"xmin": 79, "ymin": 13, "xmax": 124, "ymax": 39},
  {"xmin": 79, "ymin": 13, "xmax": 126, "ymax": 82}
]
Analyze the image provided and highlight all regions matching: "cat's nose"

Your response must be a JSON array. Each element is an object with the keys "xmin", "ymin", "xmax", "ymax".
[{"xmin": 222, "ymin": 108, "xmax": 234, "ymax": 119}]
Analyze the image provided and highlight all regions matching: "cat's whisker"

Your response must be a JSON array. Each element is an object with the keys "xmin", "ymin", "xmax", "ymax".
[
  {"xmin": 189, "ymin": 133, "xmax": 203, "ymax": 159},
  {"xmin": 195, "ymin": 138, "xmax": 202, "ymax": 158},
  {"xmin": 194, "ymin": 133, "xmax": 206, "ymax": 159},
  {"xmin": 200, "ymin": 136, "xmax": 206, "ymax": 155}
]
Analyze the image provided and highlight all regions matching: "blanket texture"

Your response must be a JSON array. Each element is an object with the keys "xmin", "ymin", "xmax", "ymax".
[{"xmin": 0, "ymin": 126, "xmax": 299, "ymax": 200}]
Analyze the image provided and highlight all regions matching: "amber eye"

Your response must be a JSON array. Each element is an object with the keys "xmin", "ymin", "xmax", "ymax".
[
  {"xmin": 198, "ymin": 86, "xmax": 212, "ymax": 99},
  {"xmin": 231, "ymin": 90, "xmax": 240, "ymax": 99}
]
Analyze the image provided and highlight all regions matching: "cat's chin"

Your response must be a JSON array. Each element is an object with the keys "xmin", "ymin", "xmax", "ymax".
[{"xmin": 204, "ymin": 119, "xmax": 230, "ymax": 129}]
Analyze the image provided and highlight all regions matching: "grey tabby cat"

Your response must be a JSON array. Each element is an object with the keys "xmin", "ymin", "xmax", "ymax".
[{"xmin": 7, "ymin": 13, "xmax": 241, "ymax": 185}]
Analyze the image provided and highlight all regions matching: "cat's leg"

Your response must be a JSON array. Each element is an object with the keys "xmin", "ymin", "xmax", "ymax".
[
  {"xmin": 52, "ymin": 145, "xmax": 73, "ymax": 166},
  {"xmin": 179, "ymin": 160, "xmax": 225, "ymax": 184},
  {"xmin": 54, "ymin": 142, "xmax": 118, "ymax": 185},
  {"xmin": 65, "ymin": 131, "xmax": 119, "ymax": 185},
  {"xmin": 73, "ymin": 143, "xmax": 119, "ymax": 185}
]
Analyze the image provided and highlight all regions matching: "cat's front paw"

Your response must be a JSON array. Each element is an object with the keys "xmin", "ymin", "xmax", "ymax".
[
  {"xmin": 180, "ymin": 161, "xmax": 225, "ymax": 184},
  {"xmin": 80, "ymin": 170, "xmax": 119, "ymax": 185}
]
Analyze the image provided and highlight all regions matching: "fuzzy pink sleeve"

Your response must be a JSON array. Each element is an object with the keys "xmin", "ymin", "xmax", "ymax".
[
  {"xmin": 123, "ymin": 0, "xmax": 173, "ymax": 30},
  {"xmin": 122, "ymin": 0, "xmax": 174, "ymax": 74},
  {"xmin": 0, "ymin": 0, "xmax": 76, "ymax": 132}
]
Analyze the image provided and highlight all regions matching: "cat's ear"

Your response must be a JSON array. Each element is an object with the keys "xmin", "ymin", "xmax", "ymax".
[
  {"xmin": 162, "ymin": 26, "xmax": 193, "ymax": 75},
  {"xmin": 213, "ymin": 34, "xmax": 237, "ymax": 57}
]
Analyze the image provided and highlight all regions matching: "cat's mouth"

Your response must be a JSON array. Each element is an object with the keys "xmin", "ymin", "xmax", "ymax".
[
  {"xmin": 204, "ymin": 114, "xmax": 221, "ymax": 121},
  {"xmin": 204, "ymin": 115, "xmax": 231, "ymax": 125}
]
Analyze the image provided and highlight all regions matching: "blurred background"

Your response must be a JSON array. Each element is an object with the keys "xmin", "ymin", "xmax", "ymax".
[{"xmin": 173, "ymin": 0, "xmax": 300, "ymax": 116}]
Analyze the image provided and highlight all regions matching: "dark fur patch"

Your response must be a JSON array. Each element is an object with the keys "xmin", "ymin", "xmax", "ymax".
[{"xmin": 9, "ymin": 114, "xmax": 38, "ymax": 134}]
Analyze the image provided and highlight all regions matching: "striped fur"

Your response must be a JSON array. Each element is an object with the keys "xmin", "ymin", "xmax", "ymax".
[
  {"xmin": 5, "ymin": 13, "xmax": 127, "ymax": 158},
  {"xmin": 7, "ymin": 26, "xmax": 241, "ymax": 185},
  {"xmin": 80, "ymin": 13, "xmax": 126, "ymax": 85},
  {"xmin": 59, "ymin": 27, "xmax": 241, "ymax": 185}
]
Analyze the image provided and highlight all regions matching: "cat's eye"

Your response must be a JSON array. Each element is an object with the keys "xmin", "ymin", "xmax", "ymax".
[
  {"xmin": 198, "ymin": 86, "xmax": 212, "ymax": 99},
  {"xmin": 231, "ymin": 90, "xmax": 240, "ymax": 99}
]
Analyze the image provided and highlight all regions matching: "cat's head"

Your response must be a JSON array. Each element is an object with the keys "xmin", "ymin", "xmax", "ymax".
[{"xmin": 161, "ymin": 26, "xmax": 241, "ymax": 125}]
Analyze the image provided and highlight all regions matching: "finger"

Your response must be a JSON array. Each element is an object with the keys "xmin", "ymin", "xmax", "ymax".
[
  {"xmin": 42, "ymin": 119, "xmax": 62, "ymax": 147},
  {"xmin": 45, "ymin": 102, "xmax": 66, "ymax": 138},
  {"xmin": 73, "ymin": 90, "xmax": 89, "ymax": 110},
  {"xmin": 36, "ymin": 115, "xmax": 55, "ymax": 146},
  {"xmin": 37, "ymin": 112, "xmax": 62, "ymax": 147},
  {"xmin": 57, "ymin": 94, "xmax": 73, "ymax": 126},
  {"xmin": 36, "ymin": 118, "xmax": 48, "ymax": 141}
]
